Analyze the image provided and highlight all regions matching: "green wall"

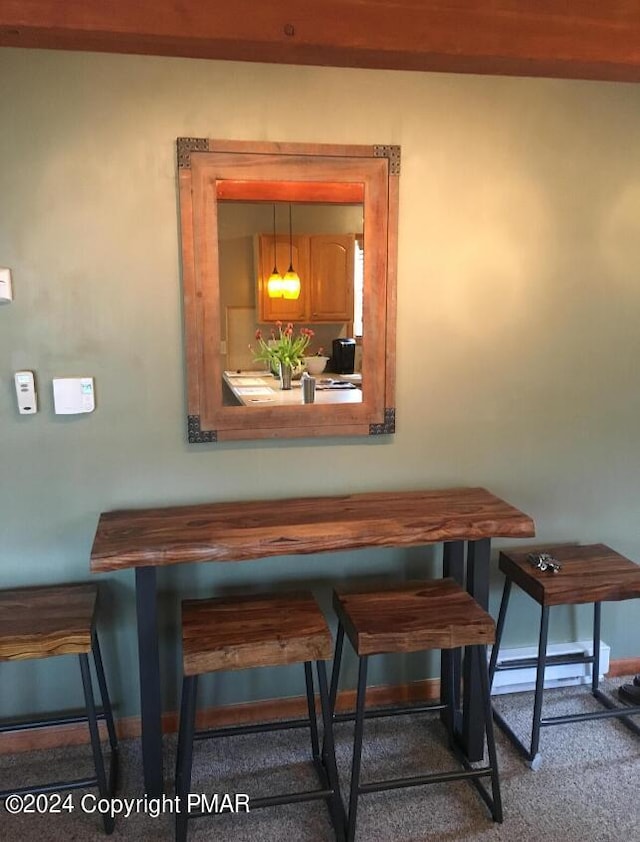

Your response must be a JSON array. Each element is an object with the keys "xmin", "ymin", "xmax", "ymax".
[{"xmin": 1, "ymin": 48, "xmax": 640, "ymax": 721}]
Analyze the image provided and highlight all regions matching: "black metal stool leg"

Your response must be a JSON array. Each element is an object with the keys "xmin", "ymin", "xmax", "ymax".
[
  {"xmin": 592, "ymin": 602, "xmax": 601, "ymax": 695},
  {"xmin": 316, "ymin": 660, "xmax": 347, "ymax": 842},
  {"xmin": 477, "ymin": 645, "xmax": 503, "ymax": 822},
  {"xmin": 529, "ymin": 605, "xmax": 550, "ymax": 769},
  {"xmin": 91, "ymin": 631, "xmax": 119, "ymax": 795},
  {"xmin": 79, "ymin": 653, "xmax": 114, "ymax": 835},
  {"xmin": 175, "ymin": 675, "xmax": 198, "ymax": 842},
  {"xmin": 488, "ymin": 579, "xmax": 512, "ymax": 686},
  {"xmin": 304, "ymin": 661, "xmax": 321, "ymax": 761},
  {"xmin": 324, "ymin": 622, "xmax": 345, "ymax": 763},
  {"xmin": 346, "ymin": 656, "xmax": 368, "ymax": 842},
  {"xmin": 329, "ymin": 623, "xmax": 345, "ymax": 715}
]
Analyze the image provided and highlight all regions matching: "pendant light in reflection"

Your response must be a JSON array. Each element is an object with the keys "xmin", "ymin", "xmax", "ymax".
[
  {"xmin": 266, "ymin": 203, "xmax": 284, "ymax": 298},
  {"xmin": 281, "ymin": 203, "xmax": 301, "ymax": 300}
]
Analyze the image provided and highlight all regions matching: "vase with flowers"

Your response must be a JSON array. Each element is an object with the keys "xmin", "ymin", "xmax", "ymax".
[{"xmin": 252, "ymin": 322, "xmax": 314, "ymax": 389}]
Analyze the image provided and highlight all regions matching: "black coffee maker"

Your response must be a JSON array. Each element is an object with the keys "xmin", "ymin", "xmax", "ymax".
[{"xmin": 331, "ymin": 338, "xmax": 356, "ymax": 374}]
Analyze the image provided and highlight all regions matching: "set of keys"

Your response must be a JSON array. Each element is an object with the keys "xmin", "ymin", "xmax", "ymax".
[{"xmin": 527, "ymin": 552, "xmax": 562, "ymax": 573}]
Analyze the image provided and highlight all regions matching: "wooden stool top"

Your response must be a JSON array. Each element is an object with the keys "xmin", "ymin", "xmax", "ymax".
[
  {"xmin": 181, "ymin": 591, "xmax": 333, "ymax": 676},
  {"xmin": 333, "ymin": 578, "xmax": 495, "ymax": 657},
  {"xmin": 499, "ymin": 544, "xmax": 640, "ymax": 606},
  {"xmin": 0, "ymin": 584, "xmax": 98, "ymax": 662}
]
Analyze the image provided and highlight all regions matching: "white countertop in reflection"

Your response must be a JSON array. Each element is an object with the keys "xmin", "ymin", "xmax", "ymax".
[{"xmin": 223, "ymin": 371, "xmax": 362, "ymax": 407}]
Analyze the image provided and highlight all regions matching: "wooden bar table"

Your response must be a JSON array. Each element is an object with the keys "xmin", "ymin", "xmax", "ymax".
[{"xmin": 90, "ymin": 487, "xmax": 535, "ymax": 795}]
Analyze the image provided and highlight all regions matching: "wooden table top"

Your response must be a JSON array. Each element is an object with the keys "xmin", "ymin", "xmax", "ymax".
[{"xmin": 90, "ymin": 487, "xmax": 535, "ymax": 573}]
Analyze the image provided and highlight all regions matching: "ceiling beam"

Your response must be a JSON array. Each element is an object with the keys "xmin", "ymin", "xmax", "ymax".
[{"xmin": 1, "ymin": 1, "xmax": 640, "ymax": 83}]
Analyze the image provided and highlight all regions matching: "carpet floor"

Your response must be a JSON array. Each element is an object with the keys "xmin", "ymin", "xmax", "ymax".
[{"xmin": 1, "ymin": 678, "xmax": 639, "ymax": 841}]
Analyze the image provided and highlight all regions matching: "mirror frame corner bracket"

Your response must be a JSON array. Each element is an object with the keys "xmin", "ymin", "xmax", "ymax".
[{"xmin": 187, "ymin": 414, "xmax": 217, "ymax": 444}]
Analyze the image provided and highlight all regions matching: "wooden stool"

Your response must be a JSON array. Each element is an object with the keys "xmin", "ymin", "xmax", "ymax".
[
  {"xmin": 331, "ymin": 578, "xmax": 502, "ymax": 842},
  {"xmin": 489, "ymin": 544, "xmax": 640, "ymax": 769},
  {"xmin": 0, "ymin": 584, "xmax": 119, "ymax": 833},
  {"xmin": 175, "ymin": 591, "xmax": 345, "ymax": 842}
]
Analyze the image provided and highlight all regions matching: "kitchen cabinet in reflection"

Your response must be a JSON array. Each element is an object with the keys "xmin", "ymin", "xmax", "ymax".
[{"xmin": 257, "ymin": 233, "xmax": 355, "ymax": 323}]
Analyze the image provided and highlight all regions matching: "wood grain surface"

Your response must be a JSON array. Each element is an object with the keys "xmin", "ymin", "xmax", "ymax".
[
  {"xmin": 3, "ymin": 2, "xmax": 640, "ymax": 83},
  {"xmin": 333, "ymin": 578, "xmax": 495, "ymax": 656},
  {"xmin": 216, "ymin": 180, "xmax": 365, "ymax": 203},
  {"xmin": 90, "ymin": 487, "xmax": 535, "ymax": 572},
  {"xmin": 181, "ymin": 591, "xmax": 332, "ymax": 675},
  {"xmin": 499, "ymin": 543, "xmax": 640, "ymax": 606},
  {"xmin": 0, "ymin": 583, "xmax": 97, "ymax": 661}
]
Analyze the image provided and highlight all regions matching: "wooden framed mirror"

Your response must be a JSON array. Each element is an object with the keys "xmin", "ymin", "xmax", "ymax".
[{"xmin": 177, "ymin": 139, "xmax": 399, "ymax": 442}]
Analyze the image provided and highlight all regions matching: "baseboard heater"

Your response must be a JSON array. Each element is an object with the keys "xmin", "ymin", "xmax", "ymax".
[{"xmin": 489, "ymin": 640, "xmax": 610, "ymax": 695}]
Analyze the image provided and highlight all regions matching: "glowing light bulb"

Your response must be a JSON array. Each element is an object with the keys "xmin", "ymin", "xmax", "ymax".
[
  {"xmin": 267, "ymin": 269, "xmax": 284, "ymax": 298},
  {"xmin": 281, "ymin": 268, "xmax": 301, "ymax": 300}
]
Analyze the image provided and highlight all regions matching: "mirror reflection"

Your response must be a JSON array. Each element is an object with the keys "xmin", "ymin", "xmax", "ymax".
[{"xmin": 217, "ymin": 201, "xmax": 364, "ymax": 408}]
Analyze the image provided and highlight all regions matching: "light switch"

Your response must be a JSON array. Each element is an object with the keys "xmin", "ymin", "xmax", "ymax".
[
  {"xmin": 14, "ymin": 371, "xmax": 37, "ymax": 414},
  {"xmin": 0, "ymin": 267, "xmax": 13, "ymax": 303}
]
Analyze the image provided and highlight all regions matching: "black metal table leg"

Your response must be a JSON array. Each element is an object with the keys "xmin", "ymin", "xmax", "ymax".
[
  {"xmin": 135, "ymin": 565, "xmax": 164, "ymax": 796},
  {"xmin": 462, "ymin": 538, "xmax": 491, "ymax": 762},
  {"xmin": 442, "ymin": 540, "xmax": 465, "ymax": 584},
  {"xmin": 441, "ymin": 541, "xmax": 464, "ymax": 733},
  {"xmin": 465, "ymin": 538, "xmax": 491, "ymax": 608}
]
